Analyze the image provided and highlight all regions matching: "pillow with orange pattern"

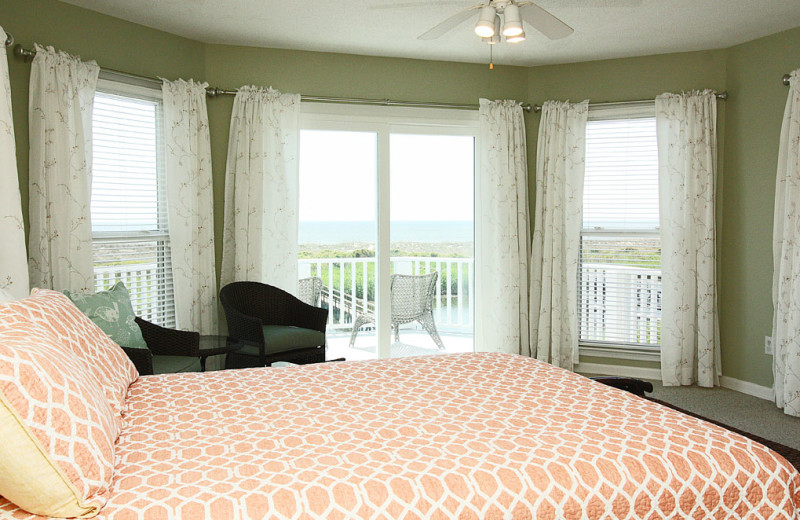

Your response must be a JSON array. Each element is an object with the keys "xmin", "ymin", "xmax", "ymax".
[
  {"xmin": 0, "ymin": 313, "xmax": 118, "ymax": 517},
  {"xmin": 4, "ymin": 289, "xmax": 138, "ymax": 420}
]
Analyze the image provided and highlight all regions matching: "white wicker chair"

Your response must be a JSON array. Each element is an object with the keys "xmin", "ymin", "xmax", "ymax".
[
  {"xmin": 348, "ymin": 272, "xmax": 444, "ymax": 350},
  {"xmin": 298, "ymin": 277, "xmax": 324, "ymax": 307}
]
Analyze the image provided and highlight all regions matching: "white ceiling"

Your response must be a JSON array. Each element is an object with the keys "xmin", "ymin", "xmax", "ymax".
[{"xmin": 59, "ymin": 0, "xmax": 800, "ymax": 67}]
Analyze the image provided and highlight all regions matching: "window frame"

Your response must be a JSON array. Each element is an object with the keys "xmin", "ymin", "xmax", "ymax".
[
  {"xmin": 578, "ymin": 102, "xmax": 661, "ymax": 362},
  {"xmin": 91, "ymin": 74, "xmax": 175, "ymax": 327}
]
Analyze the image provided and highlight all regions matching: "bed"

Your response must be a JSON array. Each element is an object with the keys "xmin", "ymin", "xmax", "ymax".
[
  {"xmin": 3, "ymin": 353, "xmax": 800, "ymax": 519},
  {"xmin": 1, "ymin": 291, "xmax": 799, "ymax": 519}
]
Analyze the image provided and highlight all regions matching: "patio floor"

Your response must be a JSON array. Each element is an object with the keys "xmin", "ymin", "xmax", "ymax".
[{"xmin": 325, "ymin": 327, "xmax": 474, "ymax": 361}]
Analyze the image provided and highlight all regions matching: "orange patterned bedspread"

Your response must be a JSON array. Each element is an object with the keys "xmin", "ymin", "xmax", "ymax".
[{"xmin": 3, "ymin": 352, "xmax": 799, "ymax": 519}]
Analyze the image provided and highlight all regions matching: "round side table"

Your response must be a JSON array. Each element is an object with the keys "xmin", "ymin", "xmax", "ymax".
[{"xmin": 198, "ymin": 336, "xmax": 249, "ymax": 372}]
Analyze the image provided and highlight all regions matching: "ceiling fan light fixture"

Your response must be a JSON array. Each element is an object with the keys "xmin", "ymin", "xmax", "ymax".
[
  {"xmin": 507, "ymin": 30, "xmax": 526, "ymax": 43},
  {"xmin": 502, "ymin": 4, "xmax": 524, "ymax": 37},
  {"xmin": 482, "ymin": 15, "xmax": 502, "ymax": 44},
  {"xmin": 474, "ymin": 5, "xmax": 497, "ymax": 38}
]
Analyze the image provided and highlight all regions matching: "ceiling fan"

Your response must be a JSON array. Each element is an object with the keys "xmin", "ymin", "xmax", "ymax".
[{"xmin": 417, "ymin": 0, "xmax": 574, "ymax": 43}]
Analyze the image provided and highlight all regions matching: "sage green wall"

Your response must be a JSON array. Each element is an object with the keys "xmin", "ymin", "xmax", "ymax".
[
  {"xmin": 4, "ymin": 0, "xmax": 800, "ymax": 388},
  {"xmin": 1, "ymin": 0, "xmax": 206, "ymax": 236},
  {"xmin": 719, "ymin": 27, "xmax": 800, "ymax": 387},
  {"xmin": 202, "ymin": 44, "xmax": 530, "ymax": 280},
  {"xmin": 524, "ymin": 50, "xmax": 728, "ymax": 371}
]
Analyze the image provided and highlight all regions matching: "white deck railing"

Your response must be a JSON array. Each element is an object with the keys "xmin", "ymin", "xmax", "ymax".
[
  {"xmin": 93, "ymin": 257, "xmax": 661, "ymax": 345},
  {"xmin": 93, "ymin": 263, "xmax": 176, "ymax": 327},
  {"xmin": 579, "ymin": 263, "xmax": 662, "ymax": 346},
  {"xmin": 299, "ymin": 257, "xmax": 475, "ymax": 331}
]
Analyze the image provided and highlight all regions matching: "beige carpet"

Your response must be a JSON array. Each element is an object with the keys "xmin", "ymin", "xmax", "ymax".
[{"xmin": 646, "ymin": 380, "xmax": 800, "ymax": 450}]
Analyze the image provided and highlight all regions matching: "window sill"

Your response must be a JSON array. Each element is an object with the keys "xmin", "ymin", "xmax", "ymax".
[{"xmin": 579, "ymin": 342, "xmax": 660, "ymax": 362}]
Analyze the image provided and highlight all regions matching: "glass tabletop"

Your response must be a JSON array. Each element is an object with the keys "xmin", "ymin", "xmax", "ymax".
[{"xmin": 198, "ymin": 335, "xmax": 250, "ymax": 357}]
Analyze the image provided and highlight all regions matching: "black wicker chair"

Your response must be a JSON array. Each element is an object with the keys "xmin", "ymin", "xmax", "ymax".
[
  {"xmin": 121, "ymin": 317, "xmax": 201, "ymax": 376},
  {"xmin": 220, "ymin": 281, "xmax": 328, "ymax": 368}
]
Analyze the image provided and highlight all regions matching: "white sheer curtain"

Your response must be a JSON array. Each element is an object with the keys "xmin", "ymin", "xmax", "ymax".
[
  {"xmin": 0, "ymin": 26, "xmax": 28, "ymax": 299},
  {"xmin": 162, "ymin": 79, "xmax": 218, "ymax": 334},
  {"xmin": 476, "ymin": 99, "xmax": 530, "ymax": 355},
  {"xmin": 772, "ymin": 68, "xmax": 800, "ymax": 416},
  {"xmin": 656, "ymin": 90, "xmax": 720, "ymax": 388},
  {"xmin": 28, "ymin": 44, "xmax": 99, "ymax": 293},
  {"xmin": 529, "ymin": 100, "xmax": 588, "ymax": 370},
  {"xmin": 221, "ymin": 86, "xmax": 301, "ymax": 293}
]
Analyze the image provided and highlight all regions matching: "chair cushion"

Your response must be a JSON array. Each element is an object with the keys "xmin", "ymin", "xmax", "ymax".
[
  {"xmin": 0, "ymin": 313, "xmax": 118, "ymax": 517},
  {"xmin": 152, "ymin": 355, "xmax": 201, "ymax": 374},
  {"xmin": 262, "ymin": 325, "xmax": 325, "ymax": 355},
  {"xmin": 4, "ymin": 290, "xmax": 138, "ymax": 421},
  {"xmin": 64, "ymin": 281, "xmax": 147, "ymax": 350}
]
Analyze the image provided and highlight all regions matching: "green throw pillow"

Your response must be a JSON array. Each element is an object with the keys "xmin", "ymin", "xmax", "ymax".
[{"xmin": 64, "ymin": 281, "xmax": 147, "ymax": 350}]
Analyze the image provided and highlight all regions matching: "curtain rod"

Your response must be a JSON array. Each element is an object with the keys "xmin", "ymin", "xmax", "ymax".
[
  {"xmin": 531, "ymin": 91, "xmax": 729, "ymax": 113},
  {"xmin": 207, "ymin": 87, "xmax": 532, "ymax": 112},
  {"xmin": 15, "ymin": 44, "xmax": 166, "ymax": 88},
  {"xmin": 13, "ymin": 45, "xmax": 533, "ymax": 113}
]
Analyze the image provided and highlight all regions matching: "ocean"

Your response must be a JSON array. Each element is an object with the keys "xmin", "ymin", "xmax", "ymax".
[{"xmin": 299, "ymin": 220, "xmax": 474, "ymax": 244}]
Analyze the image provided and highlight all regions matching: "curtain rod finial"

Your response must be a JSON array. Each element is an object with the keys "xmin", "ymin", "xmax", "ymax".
[
  {"xmin": 3, "ymin": 33, "xmax": 12, "ymax": 48},
  {"xmin": 14, "ymin": 44, "xmax": 35, "ymax": 62},
  {"xmin": 783, "ymin": 74, "xmax": 791, "ymax": 87}
]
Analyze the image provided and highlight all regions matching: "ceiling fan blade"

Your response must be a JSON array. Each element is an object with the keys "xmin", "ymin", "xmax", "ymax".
[
  {"xmin": 417, "ymin": 5, "xmax": 483, "ymax": 40},
  {"xmin": 519, "ymin": 3, "xmax": 574, "ymax": 40}
]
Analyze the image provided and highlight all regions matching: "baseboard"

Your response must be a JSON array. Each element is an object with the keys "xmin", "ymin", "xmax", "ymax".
[
  {"xmin": 576, "ymin": 362, "xmax": 775, "ymax": 402},
  {"xmin": 719, "ymin": 376, "xmax": 774, "ymax": 401},
  {"xmin": 575, "ymin": 362, "xmax": 662, "ymax": 381}
]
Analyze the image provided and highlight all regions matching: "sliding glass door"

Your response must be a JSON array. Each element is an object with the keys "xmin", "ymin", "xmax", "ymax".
[
  {"xmin": 298, "ymin": 106, "xmax": 477, "ymax": 360},
  {"xmin": 298, "ymin": 129, "xmax": 379, "ymax": 360},
  {"xmin": 389, "ymin": 133, "xmax": 475, "ymax": 358}
]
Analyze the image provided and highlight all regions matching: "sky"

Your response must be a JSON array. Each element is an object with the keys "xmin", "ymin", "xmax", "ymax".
[{"xmin": 298, "ymin": 130, "xmax": 475, "ymax": 223}]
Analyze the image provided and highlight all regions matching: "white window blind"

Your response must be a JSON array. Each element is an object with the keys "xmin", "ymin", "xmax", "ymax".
[
  {"xmin": 579, "ymin": 104, "xmax": 661, "ymax": 349},
  {"xmin": 91, "ymin": 79, "xmax": 175, "ymax": 327}
]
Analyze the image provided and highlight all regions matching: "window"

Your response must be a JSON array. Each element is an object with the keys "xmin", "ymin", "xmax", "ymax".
[
  {"xmin": 91, "ymin": 77, "xmax": 175, "ymax": 326},
  {"xmin": 579, "ymin": 104, "xmax": 661, "ymax": 355}
]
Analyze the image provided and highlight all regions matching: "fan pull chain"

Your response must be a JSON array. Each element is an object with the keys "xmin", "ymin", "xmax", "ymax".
[{"xmin": 489, "ymin": 44, "xmax": 494, "ymax": 70}]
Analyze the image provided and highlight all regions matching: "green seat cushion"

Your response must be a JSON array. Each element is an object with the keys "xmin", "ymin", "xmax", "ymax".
[
  {"xmin": 64, "ymin": 281, "xmax": 147, "ymax": 350},
  {"xmin": 260, "ymin": 325, "xmax": 325, "ymax": 355},
  {"xmin": 152, "ymin": 355, "xmax": 200, "ymax": 374}
]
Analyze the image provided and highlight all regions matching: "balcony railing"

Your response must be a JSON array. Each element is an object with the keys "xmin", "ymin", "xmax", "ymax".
[
  {"xmin": 579, "ymin": 263, "xmax": 662, "ymax": 347},
  {"xmin": 93, "ymin": 255, "xmax": 661, "ymax": 347},
  {"xmin": 94, "ymin": 263, "xmax": 175, "ymax": 327},
  {"xmin": 299, "ymin": 256, "xmax": 474, "ymax": 331}
]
